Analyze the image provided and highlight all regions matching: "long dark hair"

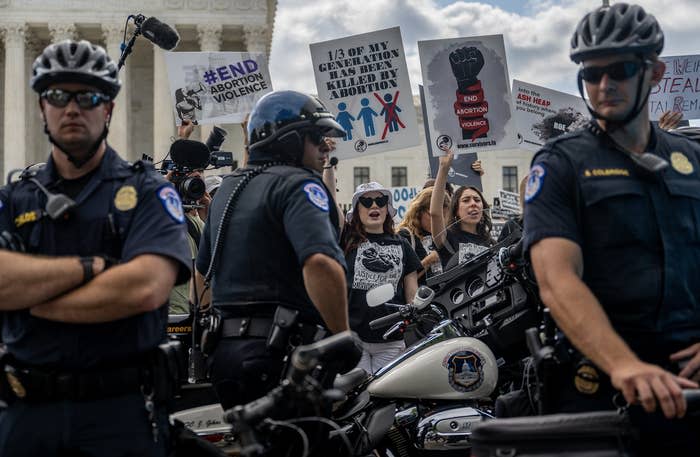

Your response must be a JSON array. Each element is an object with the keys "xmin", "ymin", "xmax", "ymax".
[
  {"xmin": 449, "ymin": 186, "xmax": 492, "ymax": 243},
  {"xmin": 341, "ymin": 209, "xmax": 395, "ymax": 256}
]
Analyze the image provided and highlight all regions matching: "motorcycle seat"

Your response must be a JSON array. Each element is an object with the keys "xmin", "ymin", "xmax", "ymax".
[{"xmin": 333, "ymin": 367, "xmax": 369, "ymax": 394}]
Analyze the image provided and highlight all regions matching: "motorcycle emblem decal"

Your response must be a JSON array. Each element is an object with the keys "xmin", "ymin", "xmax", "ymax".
[
  {"xmin": 443, "ymin": 350, "xmax": 484, "ymax": 393},
  {"xmin": 6, "ymin": 371, "xmax": 27, "ymax": 398},
  {"xmin": 574, "ymin": 362, "xmax": 600, "ymax": 395},
  {"xmin": 670, "ymin": 152, "xmax": 694, "ymax": 175},
  {"xmin": 524, "ymin": 164, "xmax": 545, "ymax": 203},
  {"xmin": 114, "ymin": 185, "xmax": 138, "ymax": 211}
]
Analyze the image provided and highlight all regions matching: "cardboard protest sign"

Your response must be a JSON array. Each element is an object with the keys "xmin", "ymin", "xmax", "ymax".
[
  {"xmin": 310, "ymin": 27, "xmax": 419, "ymax": 159},
  {"xmin": 649, "ymin": 54, "xmax": 700, "ymax": 121},
  {"xmin": 164, "ymin": 52, "xmax": 273, "ymax": 126},
  {"xmin": 390, "ymin": 186, "xmax": 420, "ymax": 222},
  {"xmin": 512, "ymin": 80, "xmax": 589, "ymax": 152},
  {"xmin": 418, "ymin": 35, "xmax": 516, "ymax": 155}
]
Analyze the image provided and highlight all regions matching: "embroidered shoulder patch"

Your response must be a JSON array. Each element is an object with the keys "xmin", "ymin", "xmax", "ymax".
[
  {"xmin": 157, "ymin": 185, "xmax": 185, "ymax": 223},
  {"xmin": 303, "ymin": 182, "xmax": 329, "ymax": 212},
  {"xmin": 524, "ymin": 164, "xmax": 546, "ymax": 203}
]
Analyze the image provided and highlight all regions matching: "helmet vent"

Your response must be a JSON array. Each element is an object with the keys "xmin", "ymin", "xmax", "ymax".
[
  {"xmin": 69, "ymin": 41, "xmax": 78, "ymax": 54},
  {"xmin": 56, "ymin": 48, "xmax": 67, "ymax": 67}
]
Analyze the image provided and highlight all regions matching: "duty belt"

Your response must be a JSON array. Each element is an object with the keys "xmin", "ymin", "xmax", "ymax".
[
  {"xmin": 220, "ymin": 316, "xmax": 326, "ymax": 343},
  {"xmin": 3, "ymin": 361, "xmax": 150, "ymax": 403}
]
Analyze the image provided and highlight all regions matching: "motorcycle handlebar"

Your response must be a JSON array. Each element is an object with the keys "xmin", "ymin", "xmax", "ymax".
[
  {"xmin": 683, "ymin": 389, "xmax": 700, "ymax": 412},
  {"xmin": 369, "ymin": 311, "xmax": 403, "ymax": 330},
  {"xmin": 224, "ymin": 386, "xmax": 281, "ymax": 425},
  {"xmin": 288, "ymin": 331, "xmax": 361, "ymax": 384}
]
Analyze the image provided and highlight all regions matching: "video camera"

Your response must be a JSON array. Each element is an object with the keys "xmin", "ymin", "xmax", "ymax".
[{"xmin": 160, "ymin": 127, "xmax": 235, "ymax": 206}]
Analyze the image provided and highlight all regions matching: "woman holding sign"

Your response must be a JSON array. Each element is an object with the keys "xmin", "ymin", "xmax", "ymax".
[
  {"xmin": 430, "ymin": 150, "xmax": 493, "ymax": 269},
  {"xmin": 341, "ymin": 182, "xmax": 421, "ymax": 374}
]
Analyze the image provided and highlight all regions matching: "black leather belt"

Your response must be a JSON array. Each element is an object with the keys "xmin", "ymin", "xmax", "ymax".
[
  {"xmin": 221, "ymin": 317, "xmax": 274, "ymax": 338},
  {"xmin": 3, "ymin": 363, "xmax": 149, "ymax": 403}
]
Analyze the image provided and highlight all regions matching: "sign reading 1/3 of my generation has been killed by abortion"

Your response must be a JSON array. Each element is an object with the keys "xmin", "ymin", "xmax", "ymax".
[{"xmin": 310, "ymin": 27, "xmax": 419, "ymax": 160}]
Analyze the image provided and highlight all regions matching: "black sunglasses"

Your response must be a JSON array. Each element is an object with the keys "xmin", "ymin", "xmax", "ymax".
[
  {"xmin": 579, "ymin": 60, "xmax": 647, "ymax": 84},
  {"xmin": 304, "ymin": 129, "xmax": 327, "ymax": 146},
  {"xmin": 41, "ymin": 89, "xmax": 110, "ymax": 109},
  {"xmin": 358, "ymin": 195, "xmax": 389, "ymax": 209}
]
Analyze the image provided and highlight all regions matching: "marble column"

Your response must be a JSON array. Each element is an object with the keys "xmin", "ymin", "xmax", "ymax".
[
  {"xmin": 47, "ymin": 22, "xmax": 76, "ymax": 42},
  {"xmin": 153, "ymin": 46, "xmax": 174, "ymax": 163},
  {"xmin": 2, "ymin": 23, "xmax": 27, "ymax": 178},
  {"xmin": 243, "ymin": 24, "xmax": 268, "ymax": 54},
  {"xmin": 102, "ymin": 23, "xmax": 130, "ymax": 159},
  {"xmin": 196, "ymin": 23, "xmax": 222, "ymax": 142}
]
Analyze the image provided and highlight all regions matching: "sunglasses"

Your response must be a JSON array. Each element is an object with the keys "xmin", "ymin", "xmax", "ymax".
[
  {"xmin": 358, "ymin": 195, "xmax": 389, "ymax": 209},
  {"xmin": 41, "ymin": 89, "xmax": 110, "ymax": 109},
  {"xmin": 579, "ymin": 60, "xmax": 646, "ymax": 84},
  {"xmin": 305, "ymin": 129, "xmax": 327, "ymax": 146}
]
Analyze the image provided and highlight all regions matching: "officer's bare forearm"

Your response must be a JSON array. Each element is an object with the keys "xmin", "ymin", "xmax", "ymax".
[
  {"xmin": 303, "ymin": 253, "xmax": 349, "ymax": 334},
  {"xmin": 0, "ymin": 251, "xmax": 87, "ymax": 310},
  {"xmin": 531, "ymin": 238, "xmax": 639, "ymax": 374},
  {"xmin": 29, "ymin": 254, "xmax": 178, "ymax": 323}
]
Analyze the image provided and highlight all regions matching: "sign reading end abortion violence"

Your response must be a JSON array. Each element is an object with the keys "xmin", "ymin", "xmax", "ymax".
[
  {"xmin": 310, "ymin": 27, "xmax": 419, "ymax": 160},
  {"xmin": 418, "ymin": 34, "xmax": 516, "ymax": 156},
  {"xmin": 649, "ymin": 54, "xmax": 700, "ymax": 121},
  {"xmin": 512, "ymin": 80, "xmax": 589, "ymax": 152},
  {"xmin": 164, "ymin": 51, "xmax": 273, "ymax": 126}
]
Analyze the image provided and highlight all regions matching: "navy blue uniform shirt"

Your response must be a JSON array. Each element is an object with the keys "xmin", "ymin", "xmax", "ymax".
[
  {"xmin": 0, "ymin": 146, "xmax": 191, "ymax": 369},
  {"xmin": 197, "ymin": 165, "xmax": 346, "ymax": 324},
  {"xmin": 524, "ymin": 123, "xmax": 700, "ymax": 358}
]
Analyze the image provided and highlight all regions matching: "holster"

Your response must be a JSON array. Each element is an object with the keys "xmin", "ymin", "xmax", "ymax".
[
  {"xmin": 153, "ymin": 340, "xmax": 187, "ymax": 406},
  {"xmin": 199, "ymin": 307, "xmax": 222, "ymax": 357},
  {"xmin": 266, "ymin": 306, "xmax": 299, "ymax": 352}
]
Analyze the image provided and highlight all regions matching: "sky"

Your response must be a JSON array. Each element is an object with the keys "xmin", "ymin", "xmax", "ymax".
[{"xmin": 269, "ymin": 0, "xmax": 700, "ymax": 99}]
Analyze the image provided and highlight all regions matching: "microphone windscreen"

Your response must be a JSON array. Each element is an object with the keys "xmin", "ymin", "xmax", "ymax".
[
  {"xmin": 169, "ymin": 140, "xmax": 211, "ymax": 170},
  {"xmin": 329, "ymin": 157, "xmax": 339, "ymax": 167},
  {"xmin": 141, "ymin": 16, "xmax": 180, "ymax": 50}
]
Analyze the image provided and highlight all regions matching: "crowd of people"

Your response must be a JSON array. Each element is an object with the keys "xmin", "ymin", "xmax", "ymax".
[{"xmin": 1, "ymin": 2, "xmax": 700, "ymax": 456}]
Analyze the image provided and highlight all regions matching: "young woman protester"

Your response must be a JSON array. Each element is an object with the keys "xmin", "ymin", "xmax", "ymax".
[
  {"xmin": 430, "ymin": 150, "xmax": 493, "ymax": 269},
  {"xmin": 397, "ymin": 187, "xmax": 450, "ymax": 283},
  {"xmin": 342, "ymin": 182, "xmax": 422, "ymax": 374}
]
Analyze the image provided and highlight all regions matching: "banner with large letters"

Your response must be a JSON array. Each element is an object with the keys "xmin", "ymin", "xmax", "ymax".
[
  {"xmin": 164, "ymin": 51, "xmax": 273, "ymax": 125},
  {"xmin": 649, "ymin": 54, "xmax": 700, "ymax": 121}
]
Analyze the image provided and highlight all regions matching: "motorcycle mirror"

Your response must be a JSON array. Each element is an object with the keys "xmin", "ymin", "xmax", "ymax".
[{"xmin": 366, "ymin": 284, "xmax": 394, "ymax": 307}]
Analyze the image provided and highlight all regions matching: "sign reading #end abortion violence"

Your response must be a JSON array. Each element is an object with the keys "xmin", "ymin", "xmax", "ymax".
[
  {"xmin": 418, "ymin": 34, "xmax": 516, "ymax": 156},
  {"xmin": 512, "ymin": 80, "xmax": 589, "ymax": 152},
  {"xmin": 164, "ymin": 51, "xmax": 273, "ymax": 126},
  {"xmin": 648, "ymin": 54, "xmax": 700, "ymax": 121},
  {"xmin": 310, "ymin": 27, "xmax": 420, "ymax": 160}
]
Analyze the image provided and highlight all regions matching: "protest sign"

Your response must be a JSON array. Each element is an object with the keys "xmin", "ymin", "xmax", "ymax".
[
  {"xmin": 512, "ymin": 79, "xmax": 589, "ymax": 152},
  {"xmin": 390, "ymin": 186, "xmax": 420, "ymax": 222},
  {"xmin": 497, "ymin": 189, "xmax": 521, "ymax": 214},
  {"xmin": 418, "ymin": 34, "xmax": 516, "ymax": 155},
  {"xmin": 649, "ymin": 54, "xmax": 700, "ymax": 121},
  {"xmin": 310, "ymin": 27, "xmax": 420, "ymax": 160},
  {"xmin": 164, "ymin": 51, "xmax": 273, "ymax": 126}
]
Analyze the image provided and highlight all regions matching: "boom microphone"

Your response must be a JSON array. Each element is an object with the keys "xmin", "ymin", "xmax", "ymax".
[
  {"xmin": 169, "ymin": 140, "xmax": 211, "ymax": 170},
  {"xmin": 329, "ymin": 157, "xmax": 339, "ymax": 167},
  {"xmin": 140, "ymin": 16, "xmax": 180, "ymax": 51}
]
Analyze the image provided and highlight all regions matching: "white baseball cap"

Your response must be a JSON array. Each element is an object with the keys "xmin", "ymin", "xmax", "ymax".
[{"xmin": 346, "ymin": 181, "xmax": 396, "ymax": 222}]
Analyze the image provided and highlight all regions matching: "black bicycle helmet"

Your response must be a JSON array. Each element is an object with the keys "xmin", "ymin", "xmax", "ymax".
[
  {"xmin": 247, "ymin": 90, "xmax": 345, "ymax": 164},
  {"xmin": 570, "ymin": 3, "xmax": 664, "ymax": 63},
  {"xmin": 31, "ymin": 40, "xmax": 121, "ymax": 98}
]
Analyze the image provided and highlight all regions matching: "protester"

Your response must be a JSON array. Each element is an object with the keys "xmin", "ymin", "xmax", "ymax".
[
  {"xmin": 342, "ymin": 182, "xmax": 421, "ymax": 373},
  {"xmin": 524, "ymin": 3, "xmax": 700, "ymax": 455},
  {"xmin": 430, "ymin": 150, "xmax": 493, "ymax": 269},
  {"xmin": 0, "ymin": 39, "xmax": 190, "ymax": 456}
]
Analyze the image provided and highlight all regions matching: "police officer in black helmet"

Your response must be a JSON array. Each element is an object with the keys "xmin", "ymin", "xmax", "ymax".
[
  {"xmin": 194, "ymin": 90, "xmax": 350, "ymax": 409},
  {"xmin": 0, "ymin": 40, "xmax": 191, "ymax": 456},
  {"xmin": 524, "ymin": 3, "xmax": 700, "ymax": 454}
]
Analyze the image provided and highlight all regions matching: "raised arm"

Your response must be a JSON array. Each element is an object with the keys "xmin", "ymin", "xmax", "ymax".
[{"xmin": 430, "ymin": 150, "xmax": 453, "ymax": 248}]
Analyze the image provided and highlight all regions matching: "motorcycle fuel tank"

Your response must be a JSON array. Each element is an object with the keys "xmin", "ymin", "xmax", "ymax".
[{"xmin": 367, "ymin": 336, "xmax": 498, "ymax": 400}]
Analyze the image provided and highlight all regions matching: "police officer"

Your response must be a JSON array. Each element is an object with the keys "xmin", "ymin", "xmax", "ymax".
[
  {"xmin": 524, "ymin": 3, "xmax": 700, "ymax": 454},
  {"xmin": 0, "ymin": 40, "xmax": 191, "ymax": 456},
  {"xmin": 194, "ymin": 90, "xmax": 350, "ymax": 410}
]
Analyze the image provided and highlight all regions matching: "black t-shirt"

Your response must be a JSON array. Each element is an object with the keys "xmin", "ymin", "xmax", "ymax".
[
  {"xmin": 438, "ymin": 227, "xmax": 492, "ymax": 269},
  {"xmin": 345, "ymin": 233, "xmax": 422, "ymax": 342},
  {"xmin": 397, "ymin": 228, "xmax": 443, "ymax": 280}
]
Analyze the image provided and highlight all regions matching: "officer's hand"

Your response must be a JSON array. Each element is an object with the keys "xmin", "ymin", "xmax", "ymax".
[
  {"xmin": 658, "ymin": 110, "xmax": 683, "ymax": 131},
  {"xmin": 178, "ymin": 119, "xmax": 195, "ymax": 139},
  {"xmin": 471, "ymin": 160, "xmax": 485, "ymax": 176},
  {"xmin": 439, "ymin": 150, "xmax": 454, "ymax": 170},
  {"xmin": 671, "ymin": 343, "xmax": 700, "ymax": 381},
  {"xmin": 610, "ymin": 359, "xmax": 697, "ymax": 419}
]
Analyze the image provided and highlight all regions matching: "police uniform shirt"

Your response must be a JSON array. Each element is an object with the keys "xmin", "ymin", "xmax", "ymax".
[
  {"xmin": 196, "ymin": 165, "xmax": 346, "ymax": 324},
  {"xmin": 523, "ymin": 123, "xmax": 700, "ymax": 356},
  {"xmin": 345, "ymin": 233, "xmax": 422, "ymax": 343},
  {"xmin": 0, "ymin": 147, "xmax": 192, "ymax": 369},
  {"xmin": 438, "ymin": 227, "xmax": 492, "ymax": 269}
]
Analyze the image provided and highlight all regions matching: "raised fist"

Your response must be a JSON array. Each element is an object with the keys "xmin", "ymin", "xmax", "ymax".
[{"xmin": 449, "ymin": 46, "xmax": 485, "ymax": 91}]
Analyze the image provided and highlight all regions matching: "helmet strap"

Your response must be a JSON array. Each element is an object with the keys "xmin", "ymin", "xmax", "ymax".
[{"xmin": 44, "ymin": 121, "xmax": 109, "ymax": 169}]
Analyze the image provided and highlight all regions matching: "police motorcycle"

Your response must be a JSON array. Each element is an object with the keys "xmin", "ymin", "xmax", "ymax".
[{"xmin": 327, "ymin": 233, "xmax": 543, "ymax": 456}]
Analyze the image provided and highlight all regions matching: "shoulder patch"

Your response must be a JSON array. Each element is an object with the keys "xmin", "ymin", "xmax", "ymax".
[
  {"xmin": 525, "ymin": 164, "xmax": 546, "ymax": 203},
  {"xmin": 303, "ymin": 181, "xmax": 329, "ymax": 212},
  {"xmin": 157, "ymin": 185, "xmax": 185, "ymax": 223}
]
